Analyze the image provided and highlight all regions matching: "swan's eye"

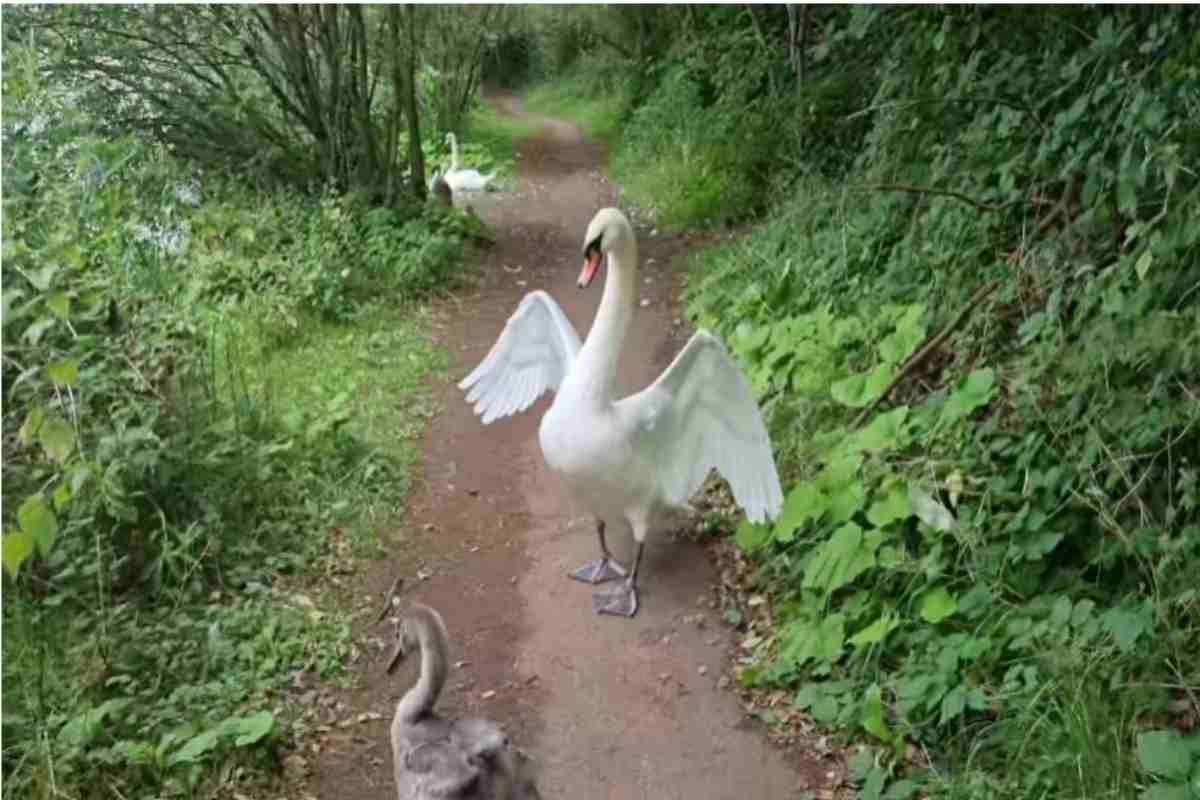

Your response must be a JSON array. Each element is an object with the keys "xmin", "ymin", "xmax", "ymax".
[{"xmin": 584, "ymin": 236, "xmax": 602, "ymax": 258}]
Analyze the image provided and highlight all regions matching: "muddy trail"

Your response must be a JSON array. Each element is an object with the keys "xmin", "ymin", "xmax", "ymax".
[{"xmin": 304, "ymin": 96, "xmax": 826, "ymax": 799}]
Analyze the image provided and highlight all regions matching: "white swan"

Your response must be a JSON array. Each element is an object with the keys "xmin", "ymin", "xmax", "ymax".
[
  {"xmin": 444, "ymin": 132, "xmax": 496, "ymax": 193},
  {"xmin": 458, "ymin": 208, "xmax": 783, "ymax": 617}
]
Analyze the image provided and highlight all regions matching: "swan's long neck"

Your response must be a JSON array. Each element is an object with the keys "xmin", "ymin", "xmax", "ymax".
[
  {"xmin": 448, "ymin": 133, "xmax": 460, "ymax": 172},
  {"xmin": 571, "ymin": 240, "xmax": 638, "ymax": 407},
  {"xmin": 395, "ymin": 609, "xmax": 448, "ymax": 724}
]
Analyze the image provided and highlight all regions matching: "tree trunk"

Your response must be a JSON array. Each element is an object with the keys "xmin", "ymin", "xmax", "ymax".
[{"xmin": 405, "ymin": 6, "xmax": 426, "ymax": 203}]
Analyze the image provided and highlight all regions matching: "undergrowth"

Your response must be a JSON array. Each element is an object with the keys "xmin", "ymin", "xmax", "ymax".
[
  {"xmin": 682, "ymin": 10, "xmax": 1200, "ymax": 800},
  {"xmin": 1, "ymin": 36, "xmax": 476, "ymax": 798},
  {"xmin": 534, "ymin": 7, "xmax": 1200, "ymax": 800}
]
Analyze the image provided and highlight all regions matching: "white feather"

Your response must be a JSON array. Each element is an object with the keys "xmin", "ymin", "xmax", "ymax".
[{"xmin": 458, "ymin": 290, "xmax": 581, "ymax": 424}]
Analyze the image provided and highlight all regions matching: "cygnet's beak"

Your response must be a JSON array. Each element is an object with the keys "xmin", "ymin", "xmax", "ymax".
[{"xmin": 578, "ymin": 249, "xmax": 602, "ymax": 289}]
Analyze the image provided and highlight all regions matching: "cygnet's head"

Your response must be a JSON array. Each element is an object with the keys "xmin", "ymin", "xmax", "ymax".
[{"xmin": 578, "ymin": 208, "xmax": 634, "ymax": 289}]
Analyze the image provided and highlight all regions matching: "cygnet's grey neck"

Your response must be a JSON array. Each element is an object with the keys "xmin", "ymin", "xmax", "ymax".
[{"xmin": 395, "ymin": 609, "xmax": 448, "ymax": 724}]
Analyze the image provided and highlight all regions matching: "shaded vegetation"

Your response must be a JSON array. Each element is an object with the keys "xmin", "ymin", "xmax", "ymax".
[
  {"xmin": 0, "ymin": 8, "xmax": 519, "ymax": 796},
  {"xmin": 525, "ymin": 6, "xmax": 1200, "ymax": 799}
]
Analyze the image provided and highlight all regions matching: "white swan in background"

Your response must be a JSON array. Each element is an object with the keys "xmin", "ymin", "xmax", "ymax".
[
  {"xmin": 458, "ymin": 208, "xmax": 783, "ymax": 617},
  {"xmin": 444, "ymin": 132, "xmax": 496, "ymax": 193}
]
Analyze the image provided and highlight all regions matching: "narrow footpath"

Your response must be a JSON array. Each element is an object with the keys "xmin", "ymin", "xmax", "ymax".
[{"xmin": 306, "ymin": 95, "xmax": 825, "ymax": 800}]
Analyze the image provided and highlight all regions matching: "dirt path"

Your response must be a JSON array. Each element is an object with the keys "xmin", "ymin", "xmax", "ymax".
[{"xmin": 305, "ymin": 96, "xmax": 823, "ymax": 799}]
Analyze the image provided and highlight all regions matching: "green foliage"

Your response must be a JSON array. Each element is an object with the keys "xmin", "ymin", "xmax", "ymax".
[
  {"xmin": 524, "ymin": 58, "xmax": 633, "ymax": 149},
  {"xmin": 7, "ymin": 5, "xmax": 504, "ymax": 201},
  {"xmin": 2, "ymin": 36, "xmax": 456, "ymax": 798},
  {"xmin": 661, "ymin": 6, "xmax": 1200, "ymax": 800}
]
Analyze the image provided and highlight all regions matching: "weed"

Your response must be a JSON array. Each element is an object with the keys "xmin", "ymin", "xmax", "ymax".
[
  {"xmin": 568, "ymin": 7, "xmax": 1200, "ymax": 799},
  {"xmin": 2, "ymin": 37, "xmax": 457, "ymax": 798}
]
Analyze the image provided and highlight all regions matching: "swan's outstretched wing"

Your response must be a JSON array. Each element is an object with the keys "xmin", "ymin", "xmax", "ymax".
[
  {"xmin": 459, "ymin": 291, "xmax": 581, "ymax": 424},
  {"xmin": 617, "ymin": 331, "xmax": 783, "ymax": 523}
]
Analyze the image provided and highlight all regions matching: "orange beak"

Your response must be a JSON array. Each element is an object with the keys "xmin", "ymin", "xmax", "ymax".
[{"xmin": 578, "ymin": 250, "xmax": 602, "ymax": 289}]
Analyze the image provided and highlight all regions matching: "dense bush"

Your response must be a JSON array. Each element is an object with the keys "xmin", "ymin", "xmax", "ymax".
[
  {"xmin": 1, "ymin": 35, "xmax": 470, "ymax": 797},
  {"xmin": 682, "ymin": 8, "xmax": 1200, "ymax": 799}
]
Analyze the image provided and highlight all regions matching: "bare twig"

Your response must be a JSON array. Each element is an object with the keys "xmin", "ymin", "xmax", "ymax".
[
  {"xmin": 853, "ymin": 280, "xmax": 1000, "ymax": 429},
  {"xmin": 376, "ymin": 575, "xmax": 404, "ymax": 623},
  {"xmin": 1033, "ymin": 174, "xmax": 1079, "ymax": 239}
]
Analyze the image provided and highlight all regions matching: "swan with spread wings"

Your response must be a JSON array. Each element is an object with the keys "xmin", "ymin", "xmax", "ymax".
[{"xmin": 459, "ymin": 208, "xmax": 782, "ymax": 617}]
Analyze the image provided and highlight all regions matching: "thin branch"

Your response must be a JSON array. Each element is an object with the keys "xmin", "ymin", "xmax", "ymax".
[
  {"xmin": 375, "ymin": 575, "xmax": 405, "ymax": 623},
  {"xmin": 853, "ymin": 280, "xmax": 1001, "ymax": 429}
]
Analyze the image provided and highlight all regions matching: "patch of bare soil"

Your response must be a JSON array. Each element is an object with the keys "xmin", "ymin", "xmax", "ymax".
[{"xmin": 301, "ymin": 94, "xmax": 836, "ymax": 799}]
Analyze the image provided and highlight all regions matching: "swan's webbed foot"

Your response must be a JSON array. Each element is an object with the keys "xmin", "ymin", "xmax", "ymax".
[
  {"xmin": 569, "ymin": 558, "xmax": 627, "ymax": 584},
  {"xmin": 592, "ymin": 579, "xmax": 639, "ymax": 618}
]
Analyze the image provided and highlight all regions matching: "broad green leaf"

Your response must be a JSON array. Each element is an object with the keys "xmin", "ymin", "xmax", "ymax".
[
  {"xmin": 231, "ymin": 711, "xmax": 275, "ymax": 746},
  {"xmin": 169, "ymin": 728, "xmax": 223, "ymax": 766},
  {"xmin": 1136, "ymin": 730, "xmax": 1194, "ymax": 780},
  {"xmin": 46, "ymin": 359, "xmax": 80, "ymax": 387},
  {"xmin": 38, "ymin": 416, "xmax": 75, "ymax": 463},
  {"xmin": 862, "ymin": 767, "xmax": 887, "ymax": 800},
  {"xmin": 58, "ymin": 699, "xmax": 131, "ymax": 749},
  {"xmin": 803, "ymin": 523, "xmax": 881, "ymax": 594},
  {"xmin": 855, "ymin": 406, "xmax": 910, "ymax": 452},
  {"xmin": 940, "ymin": 367, "xmax": 996, "ymax": 426},
  {"xmin": 831, "ymin": 373, "xmax": 869, "ymax": 407},
  {"xmin": 1101, "ymin": 604, "xmax": 1153, "ymax": 652},
  {"xmin": 27, "ymin": 263, "xmax": 59, "ymax": 291},
  {"xmin": 735, "ymin": 519, "xmax": 770, "ymax": 551},
  {"xmin": 53, "ymin": 481, "xmax": 73, "ymax": 512},
  {"xmin": 774, "ymin": 482, "xmax": 827, "ymax": 542},
  {"xmin": 820, "ymin": 451, "xmax": 864, "ymax": 488},
  {"xmin": 1020, "ymin": 531, "xmax": 1063, "ymax": 561},
  {"xmin": 1071, "ymin": 599, "xmax": 1097, "ymax": 627},
  {"xmin": 919, "ymin": 586, "xmax": 959, "ymax": 624},
  {"xmin": 1050, "ymin": 595, "xmax": 1073, "ymax": 628},
  {"xmin": 19, "ymin": 495, "xmax": 58, "ymax": 556},
  {"xmin": 1135, "ymin": 250, "xmax": 1153, "ymax": 281},
  {"xmin": 867, "ymin": 487, "xmax": 913, "ymax": 528},
  {"xmin": 909, "ymin": 487, "xmax": 956, "ymax": 532},
  {"xmin": 832, "ymin": 364, "xmax": 896, "ymax": 408},
  {"xmin": 940, "ymin": 684, "xmax": 966, "ymax": 725},
  {"xmin": 780, "ymin": 613, "xmax": 845, "ymax": 667},
  {"xmin": 3, "ymin": 529, "xmax": 35, "ymax": 578},
  {"xmin": 46, "ymin": 291, "xmax": 71, "ymax": 320},
  {"xmin": 827, "ymin": 479, "xmax": 868, "ymax": 523},
  {"xmin": 19, "ymin": 405, "xmax": 45, "ymax": 445},
  {"xmin": 862, "ymin": 683, "xmax": 893, "ymax": 742},
  {"xmin": 849, "ymin": 612, "xmax": 900, "ymax": 647},
  {"xmin": 795, "ymin": 684, "xmax": 841, "ymax": 723},
  {"xmin": 23, "ymin": 316, "xmax": 56, "ymax": 345},
  {"xmin": 878, "ymin": 307, "xmax": 926, "ymax": 364}
]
